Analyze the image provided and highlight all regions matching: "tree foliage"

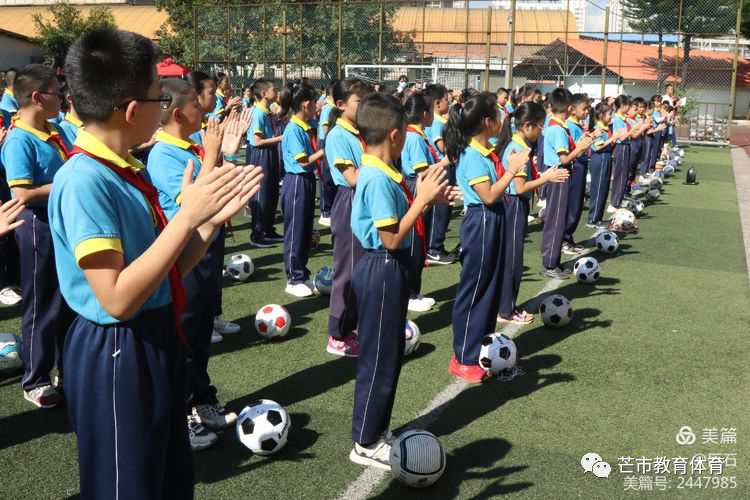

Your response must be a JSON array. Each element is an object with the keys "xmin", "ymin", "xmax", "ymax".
[{"xmin": 33, "ymin": 1, "xmax": 116, "ymax": 61}]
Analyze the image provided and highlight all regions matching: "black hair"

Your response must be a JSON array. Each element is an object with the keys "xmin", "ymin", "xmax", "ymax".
[
  {"xmin": 460, "ymin": 88, "xmax": 478, "ymax": 104},
  {"xmin": 424, "ymin": 83, "xmax": 448, "ymax": 109},
  {"xmin": 357, "ymin": 92, "xmax": 405, "ymax": 146},
  {"xmin": 4, "ymin": 68, "xmax": 17, "ymax": 88},
  {"xmin": 496, "ymin": 87, "xmax": 509, "ymax": 96},
  {"xmin": 665, "ymin": 83, "xmax": 674, "ymax": 90},
  {"xmin": 549, "ymin": 87, "xmax": 573, "ymax": 114},
  {"xmin": 327, "ymin": 77, "xmax": 372, "ymax": 137},
  {"xmin": 661, "ymin": 102, "xmax": 673, "ymax": 112},
  {"xmin": 571, "ymin": 93, "xmax": 588, "ymax": 107},
  {"xmin": 214, "ymin": 72, "xmax": 228, "ymax": 85},
  {"xmin": 443, "ymin": 91, "xmax": 498, "ymax": 163},
  {"xmin": 14, "ymin": 64, "xmax": 57, "ymax": 108},
  {"xmin": 404, "ymin": 92, "xmax": 429, "ymax": 125},
  {"xmin": 494, "ymin": 101, "xmax": 545, "ymax": 159},
  {"xmin": 160, "ymin": 78, "xmax": 195, "ymax": 125},
  {"xmin": 186, "ymin": 71, "xmax": 213, "ymax": 94},
  {"xmin": 614, "ymin": 94, "xmax": 632, "ymax": 111},
  {"xmin": 65, "ymin": 28, "xmax": 159, "ymax": 124},
  {"xmin": 510, "ymin": 85, "xmax": 536, "ymax": 107},
  {"xmin": 251, "ymin": 77, "xmax": 274, "ymax": 100},
  {"xmin": 594, "ymin": 102, "xmax": 612, "ymax": 124},
  {"xmin": 632, "ymin": 96, "xmax": 646, "ymax": 106},
  {"xmin": 278, "ymin": 79, "xmax": 318, "ymax": 120}
]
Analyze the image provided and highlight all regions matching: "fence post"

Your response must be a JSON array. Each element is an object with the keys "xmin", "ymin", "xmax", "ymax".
[
  {"xmin": 484, "ymin": 6, "xmax": 492, "ymax": 91},
  {"xmin": 192, "ymin": 5, "xmax": 198, "ymax": 69},
  {"xmin": 337, "ymin": 0, "xmax": 343, "ymax": 79},
  {"xmin": 378, "ymin": 3, "xmax": 383, "ymax": 82},
  {"xmin": 728, "ymin": 0, "xmax": 744, "ymax": 138},
  {"xmin": 617, "ymin": 13, "xmax": 624, "ymax": 95},
  {"xmin": 674, "ymin": 0, "xmax": 683, "ymax": 91},
  {"xmin": 563, "ymin": 0, "xmax": 570, "ymax": 84},
  {"xmin": 504, "ymin": 0, "xmax": 516, "ymax": 89},
  {"xmin": 421, "ymin": 2, "xmax": 426, "ymax": 67},
  {"xmin": 282, "ymin": 8, "xmax": 287, "ymax": 86},
  {"xmin": 601, "ymin": 5, "xmax": 609, "ymax": 100},
  {"xmin": 464, "ymin": 1, "xmax": 470, "ymax": 89}
]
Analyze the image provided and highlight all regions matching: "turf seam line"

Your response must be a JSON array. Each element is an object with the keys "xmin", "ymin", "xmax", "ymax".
[
  {"xmin": 336, "ymin": 235, "xmax": 603, "ymax": 499},
  {"xmin": 730, "ymin": 147, "xmax": 750, "ymax": 282}
]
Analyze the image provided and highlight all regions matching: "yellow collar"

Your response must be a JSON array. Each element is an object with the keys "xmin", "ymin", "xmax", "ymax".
[
  {"xmin": 468, "ymin": 138, "xmax": 492, "ymax": 157},
  {"xmin": 336, "ymin": 118, "xmax": 359, "ymax": 135},
  {"xmin": 255, "ymin": 102, "xmax": 271, "ymax": 114},
  {"xmin": 155, "ymin": 130, "xmax": 199, "ymax": 150},
  {"xmin": 14, "ymin": 119, "xmax": 59, "ymax": 142},
  {"xmin": 511, "ymin": 133, "xmax": 529, "ymax": 149},
  {"xmin": 615, "ymin": 112, "xmax": 626, "ymax": 121},
  {"xmin": 568, "ymin": 116, "xmax": 580, "ymax": 125},
  {"xmin": 74, "ymin": 129, "xmax": 144, "ymax": 172},
  {"xmin": 549, "ymin": 117, "xmax": 569, "ymax": 128},
  {"xmin": 64, "ymin": 113, "xmax": 83, "ymax": 128},
  {"xmin": 434, "ymin": 114, "xmax": 447, "ymax": 125},
  {"xmin": 5, "ymin": 89, "xmax": 13, "ymax": 98},
  {"xmin": 596, "ymin": 120, "xmax": 608, "ymax": 129},
  {"xmin": 408, "ymin": 124, "xmax": 427, "ymax": 140},
  {"xmin": 216, "ymin": 89, "xmax": 225, "ymax": 98},
  {"xmin": 361, "ymin": 153, "xmax": 403, "ymax": 184},
  {"xmin": 290, "ymin": 115, "xmax": 311, "ymax": 131},
  {"xmin": 326, "ymin": 98, "xmax": 335, "ymax": 106}
]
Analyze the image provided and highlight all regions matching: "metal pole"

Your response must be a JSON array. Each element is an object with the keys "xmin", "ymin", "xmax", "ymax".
[
  {"xmin": 728, "ymin": 0, "xmax": 744, "ymax": 138},
  {"xmin": 601, "ymin": 5, "xmax": 609, "ymax": 100},
  {"xmin": 299, "ymin": 3, "xmax": 304, "ymax": 78},
  {"xmin": 337, "ymin": 0, "xmax": 343, "ymax": 79},
  {"xmin": 504, "ymin": 0, "xmax": 517, "ymax": 89},
  {"xmin": 617, "ymin": 12, "xmax": 624, "ymax": 95},
  {"xmin": 674, "ymin": 0, "xmax": 683, "ymax": 89},
  {"xmin": 484, "ymin": 7, "xmax": 492, "ymax": 91},
  {"xmin": 421, "ymin": 2, "xmax": 426, "ymax": 68},
  {"xmin": 563, "ymin": 0, "xmax": 570, "ymax": 85},
  {"xmin": 282, "ymin": 8, "xmax": 287, "ymax": 86},
  {"xmin": 464, "ymin": 1, "xmax": 470, "ymax": 89},
  {"xmin": 378, "ymin": 3, "xmax": 383, "ymax": 82}
]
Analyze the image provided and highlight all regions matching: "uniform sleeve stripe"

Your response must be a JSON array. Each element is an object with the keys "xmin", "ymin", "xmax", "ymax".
[
  {"xmin": 74, "ymin": 237, "xmax": 123, "ymax": 264},
  {"xmin": 514, "ymin": 172, "xmax": 527, "ymax": 178},
  {"xmin": 294, "ymin": 152, "xmax": 308, "ymax": 160},
  {"xmin": 468, "ymin": 175, "xmax": 490, "ymax": 186},
  {"xmin": 412, "ymin": 162, "xmax": 429, "ymax": 171},
  {"xmin": 556, "ymin": 148, "xmax": 569, "ymax": 153},
  {"xmin": 254, "ymin": 129, "xmax": 264, "ymax": 136},
  {"xmin": 334, "ymin": 159, "xmax": 354, "ymax": 166},
  {"xmin": 374, "ymin": 217, "xmax": 398, "ymax": 228},
  {"xmin": 176, "ymin": 193, "xmax": 182, "ymax": 206},
  {"xmin": 8, "ymin": 179, "xmax": 33, "ymax": 187}
]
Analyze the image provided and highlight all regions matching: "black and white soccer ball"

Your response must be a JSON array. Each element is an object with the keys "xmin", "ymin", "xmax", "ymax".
[
  {"xmin": 652, "ymin": 170, "xmax": 665, "ymax": 180},
  {"xmin": 389, "ymin": 430, "xmax": 446, "ymax": 488},
  {"xmin": 574, "ymin": 256, "xmax": 601, "ymax": 283},
  {"xmin": 596, "ymin": 231, "xmax": 619, "ymax": 253},
  {"xmin": 479, "ymin": 333, "xmax": 517, "ymax": 375},
  {"xmin": 662, "ymin": 164, "xmax": 675, "ymax": 177},
  {"xmin": 314, "ymin": 265, "xmax": 334, "ymax": 294},
  {"xmin": 626, "ymin": 198, "xmax": 645, "ymax": 216},
  {"xmin": 540, "ymin": 294, "xmax": 573, "ymax": 328},
  {"xmin": 310, "ymin": 229, "xmax": 320, "ymax": 250},
  {"xmin": 646, "ymin": 188, "xmax": 660, "ymax": 201},
  {"xmin": 649, "ymin": 177, "xmax": 664, "ymax": 191},
  {"xmin": 236, "ymin": 399, "xmax": 290, "ymax": 455},
  {"xmin": 404, "ymin": 320, "xmax": 421, "ymax": 356},
  {"xmin": 226, "ymin": 254, "xmax": 254, "ymax": 281}
]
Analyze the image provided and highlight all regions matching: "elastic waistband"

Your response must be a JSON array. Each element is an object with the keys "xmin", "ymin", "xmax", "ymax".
[
  {"xmin": 364, "ymin": 248, "xmax": 410, "ymax": 259},
  {"xmin": 465, "ymin": 203, "xmax": 502, "ymax": 213},
  {"xmin": 287, "ymin": 171, "xmax": 316, "ymax": 179},
  {"xmin": 80, "ymin": 305, "xmax": 174, "ymax": 331}
]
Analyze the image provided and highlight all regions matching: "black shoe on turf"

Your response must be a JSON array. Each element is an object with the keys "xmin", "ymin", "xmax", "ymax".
[
  {"xmin": 265, "ymin": 230, "xmax": 284, "ymax": 243},
  {"xmin": 250, "ymin": 233, "xmax": 274, "ymax": 248},
  {"xmin": 426, "ymin": 251, "xmax": 456, "ymax": 265}
]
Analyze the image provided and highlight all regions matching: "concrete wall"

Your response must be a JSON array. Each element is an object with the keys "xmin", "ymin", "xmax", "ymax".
[{"xmin": 0, "ymin": 34, "xmax": 44, "ymax": 68}]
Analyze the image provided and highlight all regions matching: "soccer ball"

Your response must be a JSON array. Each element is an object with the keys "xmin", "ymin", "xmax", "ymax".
[
  {"xmin": 652, "ymin": 170, "xmax": 665, "ymax": 180},
  {"xmin": 574, "ymin": 256, "xmax": 601, "ymax": 283},
  {"xmin": 662, "ymin": 164, "xmax": 675, "ymax": 177},
  {"xmin": 537, "ymin": 207, "xmax": 547, "ymax": 222},
  {"xmin": 626, "ymin": 198, "xmax": 645, "ymax": 216},
  {"xmin": 540, "ymin": 294, "xmax": 573, "ymax": 328},
  {"xmin": 610, "ymin": 208, "xmax": 638, "ymax": 233},
  {"xmin": 649, "ymin": 177, "xmax": 664, "ymax": 191},
  {"xmin": 596, "ymin": 231, "xmax": 619, "ymax": 253},
  {"xmin": 478, "ymin": 333, "xmax": 517, "ymax": 375},
  {"xmin": 314, "ymin": 266, "xmax": 334, "ymax": 294},
  {"xmin": 0, "ymin": 333, "xmax": 22, "ymax": 377},
  {"xmin": 310, "ymin": 229, "xmax": 320, "ymax": 250},
  {"xmin": 236, "ymin": 399, "xmax": 291, "ymax": 455},
  {"xmin": 646, "ymin": 188, "xmax": 661, "ymax": 201},
  {"xmin": 678, "ymin": 148, "xmax": 685, "ymax": 157},
  {"xmin": 404, "ymin": 320, "xmax": 421, "ymax": 356},
  {"xmin": 226, "ymin": 254, "xmax": 254, "ymax": 281},
  {"xmin": 389, "ymin": 430, "xmax": 446, "ymax": 488},
  {"xmin": 254, "ymin": 304, "xmax": 291, "ymax": 340}
]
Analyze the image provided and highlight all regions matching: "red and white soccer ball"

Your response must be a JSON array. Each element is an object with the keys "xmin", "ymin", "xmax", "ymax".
[{"xmin": 254, "ymin": 304, "xmax": 291, "ymax": 340}]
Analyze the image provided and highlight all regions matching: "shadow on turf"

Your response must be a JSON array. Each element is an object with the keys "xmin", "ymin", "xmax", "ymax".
[
  {"xmin": 192, "ymin": 412, "xmax": 320, "ymax": 485},
  {"xmin": 0, "ymin": 404, "xmax": 71, "ymax": 449},
  {"xmin": 373, "ymin": 438, "xmax": 532, "ymax": 499}
]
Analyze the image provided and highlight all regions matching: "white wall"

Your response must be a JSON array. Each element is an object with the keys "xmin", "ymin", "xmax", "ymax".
[{"xmin": 0, "ymin": 34, "xmax": 44, "ymax": 68}]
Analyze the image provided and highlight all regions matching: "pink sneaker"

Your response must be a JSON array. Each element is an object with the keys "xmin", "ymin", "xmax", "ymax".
[{"xmin": 326, "ymin": 331, "xmax": 360, "ymax": 357}]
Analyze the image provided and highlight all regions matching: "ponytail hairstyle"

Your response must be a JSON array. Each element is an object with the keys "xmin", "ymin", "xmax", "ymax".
[
  {"xmin": 443, "ymin": 91, "xmax": 498, "ymax": 164},
  {"xmin": 327, "ymin": 77, "xmax": 372, "ymax": 137},
  {"xmin": 404, "ymin": 92, "xmax": 429, "ymax": 125},
  {"xmin": 594, "ymin": 102, "xmax": 613, "ymax": 125},
  {"xmin": 511, "ymin": 84, "xmax": 536, "ymax": 107},
  {"xmin": 494, "ymin": 101, "xmax": 545, "ymax": 158},
  {"xmin": 614, "ymin": 94, "xmax": 632, "ymax": 113},
  {"xmin": 278, "ymin": 79, "xmax": 318, "ymax": 121}
]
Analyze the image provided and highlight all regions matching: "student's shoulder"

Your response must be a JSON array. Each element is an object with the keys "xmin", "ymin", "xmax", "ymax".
[{"xmin": 55, "ymin": 155, "xmax": 115, "ymax": 190}]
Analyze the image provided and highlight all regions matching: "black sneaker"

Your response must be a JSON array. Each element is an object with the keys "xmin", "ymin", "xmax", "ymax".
[
  {"xmin": 539, "ymin": 267, "xmax": 570, "ymax": 280},
  {"xmin": 250, "ymin": 233, "xmax": 274, "ymax": 248},
  {"xmin": 593, "ymin": 221, "xmax": 609, "ymax": 229},
  {"xmin": 448, "ymin": 243, "xmax": 462, "ymax": 260},
  {"xmin": 426, "ymin": 251, "xmax": 456, "ymax": 265},
  {"xmin": 265, "ymin": 229, "xmax": 284, "ymax": 243}
]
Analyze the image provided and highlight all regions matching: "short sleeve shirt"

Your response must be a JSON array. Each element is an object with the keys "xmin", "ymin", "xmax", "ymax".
[
  {"xmin": 427, "ymin": 115, "xmax": 447, "ymax": 160},
  {"xmin": 456, "ymin": 139, "xmax": 498, "ymax": 207},
  {"xmin": 58, "ymin": 114, "xmax": 82, "ymax": 149},
  {"xmin": 591, "ymin": 121, "xmax": 612, "ymax": 154},
  {"xmin": 324, "ymin": 119, "xmax": 364, "ymax": 188},
  {"xmin": 612, "ymin": 113, "xmax": 630, "ymax": 144},
  {"xmin": 147, "ymin": 131, "xmax": 203, "ymax": 221},
  {"xmin": 282, "ymin": 115, "xmax": 316, "ymax": 175},
  {"xmin": 502, "ymin": 134, "xmax": 532, "ymax": 198},
  {"xmin": 318, "ymin": 101, "xmax": 335, "ymax": 142},
  {"xmin": 542, "ymin": 119, "xmax": 571, "ymax": 168},
  {"xmin": 565, "ymin": 117, "xmax": 587, "ymax": 165},
  {"xmin": 0, "ymin": 90, "xmax": 18, "ymax": 114},
  {"xmin": 248, "ymin": 103, "xmax": 275, "ymax": 145},
  {"xmin": 401, "ymin": 125, "xmax": 433, "ymax": 178}
]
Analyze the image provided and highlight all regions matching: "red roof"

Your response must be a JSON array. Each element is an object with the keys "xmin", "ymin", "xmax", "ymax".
[{"xmin": 157, "ymin": 57, "xmax": 189, "ymax": 77}]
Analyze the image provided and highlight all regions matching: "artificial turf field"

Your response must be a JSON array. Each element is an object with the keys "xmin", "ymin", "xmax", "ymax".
[{"xmin": 0, "ymin": 145, "xmax": 748, "ymax": 499}]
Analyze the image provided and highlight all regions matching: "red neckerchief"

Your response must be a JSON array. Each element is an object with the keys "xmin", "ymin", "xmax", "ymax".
[
  {"xmin": 548, "ymin": 118, "xmax": 575, "ymax": 151},
  {"xmin": 499, "ymin": 106, "xmax": 509, "ymax": 119},
  {"xmin": 398, "ymin": 177, "xmax": 427, "ymax": 261},
  {"xmin": 406, "ymin": 126, "xmax": 439, "ymax": 163},
  {"xmin": 71, "ymin": 146, "xmax": 187, "ymax": 344},
  {"xmin": 49, "ymin": 131, "xmax": 72, "ymax": 159},
  {"xmin": 188, "ymin": 143, "xmax": 205, "ymax": 160},
  {"xmin": 306, "ymin": 128, "xmax": 322, "ymax": 178},
  {"xmin": 488, "ymin": 150, "xmax": 506, "ymax": 179}
]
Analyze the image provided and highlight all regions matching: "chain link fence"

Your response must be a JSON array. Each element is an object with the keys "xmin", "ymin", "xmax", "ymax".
[{"xmin": 193, "ymin": 0, "xmax": 743, "ymax": 142}]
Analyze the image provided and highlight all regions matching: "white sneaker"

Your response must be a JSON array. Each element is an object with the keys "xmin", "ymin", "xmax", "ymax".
[
  {"xmin": 193, "ymin": 404, "xmax": 238, "ymax": 430},
  {"xmin": 415, "ymin": 294, "xmax": 435, "ymax": 307},
  {"xmin": 318, "ymin": 216, "xmax": 331, "ymax": 227},
  {"xmin": 0, "ymin": 286, "xmax": 21, "ymax": 306},
  {"xmin": 286, "ymin": 283, "xmax": 313, "ymax": 297},
  {"xmin": 606, "ymin": 204, "xmax": 616, "ymax": 214},
  {"xmin": 527, "ymin": 215, "xmax": 535, "ymax": 224},
  {"xmin": 213, "ymin": 317, "xmax": 240, "ymax": 334},
  {"xmin": 187, "ymin": 415, "xmax": 218, "ymax": 450},
  {"xmin": 408, "ymin": 297, "xmax": 432, "ymax": 312},
  {"xmin": 349, "ymin": 434, "xmax": 392, "ymax": 470},
  {"xmin": 536, "ymin": 198, "xmax": 547, "ymax": 209},
  {"xmin": 23, "ymin": 385, "xmax": 64, "ymax": 408},
  {"xmin": 211, "ymin": 330, "xmax": 223, "ymax": 344}
]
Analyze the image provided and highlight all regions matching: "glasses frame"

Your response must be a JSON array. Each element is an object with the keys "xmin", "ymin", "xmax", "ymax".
[
  {"xmin": 29, "ymin": 91, "xmax": 65, "ymax": 100},
  {"xmin": 114, "ymin": 94, "xmax": 173, "ymax": 111}
]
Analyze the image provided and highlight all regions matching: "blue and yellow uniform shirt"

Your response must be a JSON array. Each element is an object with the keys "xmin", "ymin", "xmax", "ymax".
[
  {"xmin": 282, "ymin": 115, "xmax": 316, "ymax": 175},
  {"xmin": 324, "ymin": 118, "xmax": 364, "ymax": 188},
  {"xmin": 505, "ymin": 102, "xmax": 514, "ymax": 115},
  {"xmin": 318, "ymin": 99, "xmax": 335, "ymax": 143},
  {"xmin": 427, "ymin": 114, "xmax": 447, "ymax": 160},
  {"xmin": 48, "ymin": 129, "xmax": 172, "ymax": 325},
  {"xmin": 612, "ymin": 113, "xmax": 630, "ymax": 144},
  {"xmin": 456, "ymin": 139, "xmax": 498, "ymax": 206},
  {"xmin": 542, "ymin": 119, "xmax": 571, "ymax": 168},
  {"xmin": 247, "ymin": 102, "xmax": 275, "ymax": 146},
  {"xmin": 1, "ymin": 120, "xmax": 70, "ymax": 205},
  {"xmin": 502, "ymin": 134, "xmax": 532, "ymax": 198},
  {"xmin": 58, "ymin": 113, "xmax": 83, "ymax": 148},
  {"xmin": 566, "ymin": 116, "xmax": 587, "ymax": 164},
  {"xmin": 401, "ymin": 125, "xmax": 432, "ymax": 178},
  {"xmin": 147, "ymin": 130, "xmax": 203, "ymax": 221},
  {"xmin": 241, "ymin": 96, "xmax": 252, "ymax": 109},
  {"xmin": 591, "ymin": 121, "xmax": 612, "ymax": 154},
  {"xmin": 351, "ymin": 153, "xmax": 411, "ymax": 250},
  {"xmin": 0, "ymin": 89, "xmax": 18, "ymax": 114},
  {"xmin": 210, "ymin": 88, "xmax": 226, "ymax": 120},
  {"xmin": 0, "ymin": 109, "xmax": 10, "ymax": 130}
]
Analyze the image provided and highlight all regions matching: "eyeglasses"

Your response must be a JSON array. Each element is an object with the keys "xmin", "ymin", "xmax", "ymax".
[
  {"xmin": 114, "ymin": 94, "xmax": 173, "ymax": 111},
  {"xmin": 31, "ymin": 91, "xmax": 65, "ymax": 100}
]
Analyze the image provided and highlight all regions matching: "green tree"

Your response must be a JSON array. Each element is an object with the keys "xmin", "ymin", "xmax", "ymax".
[
  {"xmin": 155, "ymin": 0, "xmax": 416, "ymax": 84},
  {"xmin": 623, "ymin": 0, "xmax": 737, "ymax": 91},
  {"xmin": 33, "ymin": 1, "xmax": 116, "ymax": 61}
]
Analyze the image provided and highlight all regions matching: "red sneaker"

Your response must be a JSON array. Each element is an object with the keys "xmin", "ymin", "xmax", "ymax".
[{"xmin": 449, "ymin": 355, "xmax": 490, "ymax": 383}]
